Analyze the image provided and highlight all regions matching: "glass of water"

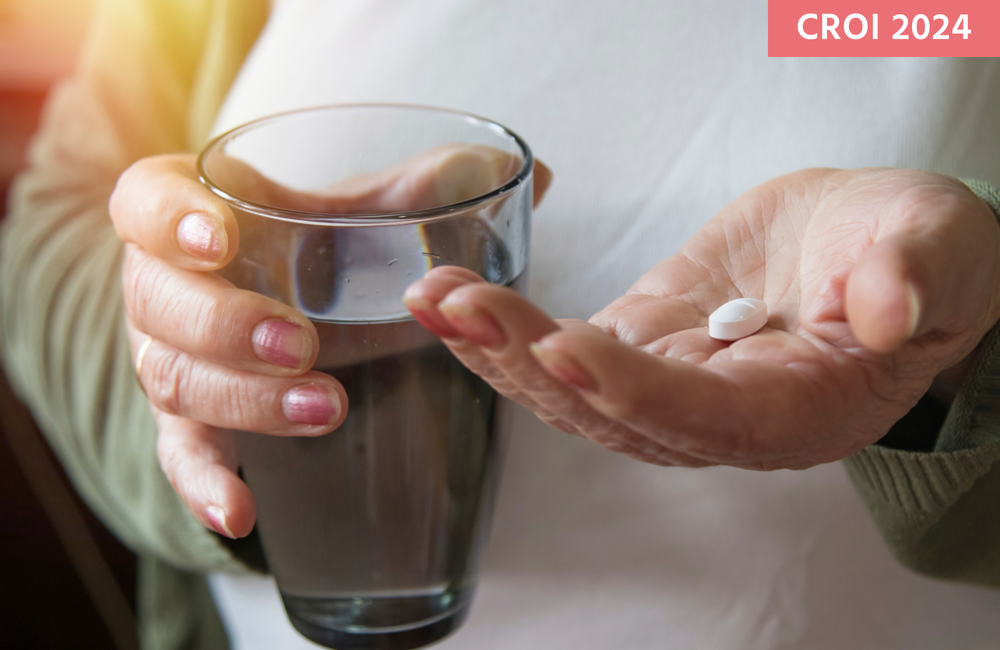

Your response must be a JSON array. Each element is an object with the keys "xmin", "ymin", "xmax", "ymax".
[{"xmin": 198, "ymin": 105, "xmax": 533, "ymax": 649}]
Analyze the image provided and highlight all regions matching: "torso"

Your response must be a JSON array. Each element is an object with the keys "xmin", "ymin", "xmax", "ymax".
[{"xmin": 208, "ymin": 1, "xmax": 1000, "ymax": 648}]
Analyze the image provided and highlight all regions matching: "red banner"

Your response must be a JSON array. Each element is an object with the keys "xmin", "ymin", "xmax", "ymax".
[{"xmin": 768, "ymin": 0, "xmax": 1000, "ymax": 56}]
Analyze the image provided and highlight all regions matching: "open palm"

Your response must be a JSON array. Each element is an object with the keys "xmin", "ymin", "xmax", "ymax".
[{"xmin": 404, "ymin": 168, "xmax": 1000, "ymax": 470}]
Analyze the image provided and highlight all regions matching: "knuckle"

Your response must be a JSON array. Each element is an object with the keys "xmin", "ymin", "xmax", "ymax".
[
  {"xmin": 487, "ymin": 375, "xmax": 520, "ymax": 398},
  {"xmin": 113, "ymin": 154, "xmax": 194, "ymax": 241},
  {"xmin": 519, "ymin": 365, "xmax": 569, "ymax": 396},
  {"xmin": 224, "ymin": 377, "xmax": 253, "ymax": 425},
  {"xmin": 140, "ymin": 274, "xmax": 222, "ymax": 353},
  {"xmin": 122, "ymin": 249, "xmax": 158, "ymax": 325},
  {"xmin": 190, "ymin": 290, "xmax": 228, "ymax": 352},
  {"xmin": 124, "ymin": 255, "xmax": 204, "ymax": 341},
  {"xmin": 542, "ymin": 388, "xmax": 585, "ymax": 420},
  {"xmin": 111, "ymin": 157, "xmax": 165, "ymax": 224},
  {"xmin": 449, "ymin": 345, "xmax": 503, "ymax": 381},
  {"xmin": 483, "ymin": 374, "xmax": 529, "ymax": 404},
  {"xmin": 145, "ymin": 347, "xmax": 192, "ymax": 415}
]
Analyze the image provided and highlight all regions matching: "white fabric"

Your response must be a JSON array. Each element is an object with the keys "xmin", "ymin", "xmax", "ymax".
[{"xmin": 208, "ymin": 1, "xmax": 1000, "ymax": 648}]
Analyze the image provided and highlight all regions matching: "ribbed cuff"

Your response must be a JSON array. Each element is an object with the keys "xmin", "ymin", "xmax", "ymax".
[{"xmin": 844, "ymin": 438, "xmax": 1000, "ymax": 542}]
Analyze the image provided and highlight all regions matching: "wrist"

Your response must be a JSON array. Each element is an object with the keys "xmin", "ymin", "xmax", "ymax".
[{"xmin": 932, "ymin": 179, "xmax": 1000, "ymax": 404}]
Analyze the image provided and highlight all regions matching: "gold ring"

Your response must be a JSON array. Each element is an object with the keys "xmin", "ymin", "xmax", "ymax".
[{"xmin": 135, "ymin": 336, "xmax": 153, "ymax": 391}]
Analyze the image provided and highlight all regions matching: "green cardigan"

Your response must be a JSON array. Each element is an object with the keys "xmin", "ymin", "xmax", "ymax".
[{"xmin": 1, "ymin": 1, "xmax": 999, "ymax": 648}]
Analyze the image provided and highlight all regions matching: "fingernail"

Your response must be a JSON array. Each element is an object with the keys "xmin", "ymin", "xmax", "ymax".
[
  {"xmin": 282, "ymin": 384, "xmax": 340, "ymax": 425},
  {"xmin": 252, "ymin": 319, "xmax": 312, "ymax": 369},
  {"xmin": 529, "ymin": 342, "xmax": 598, "ymax": 392},
  {"xmin": 438, "ymin": 302, "xmax": 506, "ymax": 348},
  {"xmin": 403, "ymin": 296, "xmax": 463, "ymax": 339},
  {"xmin": 177, "ymin": 212, "xmax": 227, "ymax": 262},
  {"xmin": 905, "ymin": 282, "xmax": 921, "ymax": 339},
  {"xmin": 206, "ymin": 505, "xmax": 235, "ymax": 539}
]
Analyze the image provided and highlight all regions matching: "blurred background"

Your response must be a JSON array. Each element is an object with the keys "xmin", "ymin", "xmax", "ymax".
[{"xmin": 1, "ymin": 1, "xmax": 139, "ymax": 648}]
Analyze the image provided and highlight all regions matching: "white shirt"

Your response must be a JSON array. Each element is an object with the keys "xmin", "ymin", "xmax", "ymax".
[{"xmin": 208, "ymin": 1, "xmax": 1000, "ymax": 648}]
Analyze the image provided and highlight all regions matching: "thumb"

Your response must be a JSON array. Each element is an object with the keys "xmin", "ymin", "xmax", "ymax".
[
  {"xmin": 844, "ymin": 233, "xmax": 923, "ymax": 354},
  {"xmin": 845, "ymin": 228, "xmax": 978, "ymax": 355}
]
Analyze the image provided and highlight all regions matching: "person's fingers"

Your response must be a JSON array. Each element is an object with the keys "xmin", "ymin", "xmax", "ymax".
[
  {"xmin": 532, "ymin": 159, "xmax": 553, "ymax": 208},
  {"xmin": 430, "ymin": 282, "xmax": 713, "ymax": 465},
  {"xmin": 843, "ymin": 234, "xmax": 922, "ymax": 354},
  {"xmin": 405, "ymin": 269, "xmax": 712, "ymax": 464},
  {"xmin": 314, "ymin": 145, "xmax": 547, "ymax": 214},
  {"xmin": 529, "ymin": 327, "xmax": 745, "ymax": 461},
  {"xmin": 403, "ymin": 266, "xmax": 486, "ymax": 338},
  {"xmin": 441, "ymin": 333, "xmax": 574, "ymax": 427},
  {"xmin": 110, "ymin": 154, "xmax": 239, "ymax": 271},
  {"xmin": 135, "ymin": 335, "xmax": 347, "ymax": 436},
  {"xmin": 437, "ymin": 283, "xmax": 567, "ymax": 409},
  {"xmin": 591, "ymin": 292, "xmax": 709, "ymax": 347},
  {"xmin": 123, "ymin": 245, "xmax": 318, "ymax": 375},
  {"xmin": 438, "ymin": 281, "xmax": 560, "ymax": 356},
  {"xmin": 154, "ymin": 410, "xmax": 257, "ymax": 538},
  {"xmin": 845, "ymin": 191, "xmax": 1000, "ymax": 354},
  {"xmin": 110, "ymin": 149, "xmax": 548, "ymax": 274},
  {"xmin": 404, "ymin": 268, "xmax": 565, "ymax": 422}
]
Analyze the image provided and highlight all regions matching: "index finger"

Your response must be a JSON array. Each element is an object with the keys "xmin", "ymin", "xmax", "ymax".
[
  {"xmin": 531, "ymin": 328, "xmax": 746, "ymax": 461},
  {"xmin": 109, "ymin": 153, "xmax": 240, "ymax": 271}
]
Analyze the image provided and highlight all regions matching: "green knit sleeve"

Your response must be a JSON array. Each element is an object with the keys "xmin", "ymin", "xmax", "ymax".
[{"xmin": 843, "ymin": 179, "xmax": 1000, "ymax": 587}]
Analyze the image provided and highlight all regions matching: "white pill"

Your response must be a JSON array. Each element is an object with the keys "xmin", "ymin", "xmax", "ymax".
[{"xmin": 708, "ymin": 298, "xmax": 768, "ymax": 341}]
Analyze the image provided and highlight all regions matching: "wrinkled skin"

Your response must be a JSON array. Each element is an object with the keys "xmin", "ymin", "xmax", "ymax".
[
  {"xmin": 112, "ymin": 157, "xmax": 998, "ymax": 537},
  {"xmin": 110, "ymin": 148, "xmax": 551, "ymax": 538},
  {"xmin": 403, "ymin": 168, "xmax": 1000, "ymax": 471}
]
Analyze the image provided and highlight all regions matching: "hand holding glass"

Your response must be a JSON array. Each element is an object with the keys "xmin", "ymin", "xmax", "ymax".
[{"xmin": 198, "ymin": 105, "xmax": 536, "ymax": 649}]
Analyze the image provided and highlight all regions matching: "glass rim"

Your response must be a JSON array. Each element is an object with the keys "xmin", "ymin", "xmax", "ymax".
[{"xmin": 197, "ymin": 103, "xmax": 534, "ymax": 226}]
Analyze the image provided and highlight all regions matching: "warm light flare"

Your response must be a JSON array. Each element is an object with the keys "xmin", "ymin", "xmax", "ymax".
[{"xmin": 0, "ymin": 0, "xmax": 95, "ymax": 89}]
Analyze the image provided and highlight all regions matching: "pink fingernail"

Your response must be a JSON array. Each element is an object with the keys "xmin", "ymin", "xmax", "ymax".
[
  {"xmin": 282, "ymin": 384, "xmax": 340, "ymax": 425},
  {"xmin": 529, "ymin": 343, "xmax": 599, "ymax": 392},
  {"xmin": 252, "ymin": 319, "xmax": 312, "ymax": 368},
  {"xmin": 177, "ymin": 212, "xmax": 227, "ymax": 262},
  {"xmin": 206, "ymin": 505, "xmax": 235, "ymax": 538},
  {"xmin": 438, "ymin": 302, "xmax": 506, "ymax": 349}
]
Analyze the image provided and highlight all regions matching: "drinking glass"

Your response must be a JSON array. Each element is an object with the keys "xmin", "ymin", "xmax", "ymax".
[{"xmin": 198, "ymin": 105, "xmax": 533, "ymax": 649}]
